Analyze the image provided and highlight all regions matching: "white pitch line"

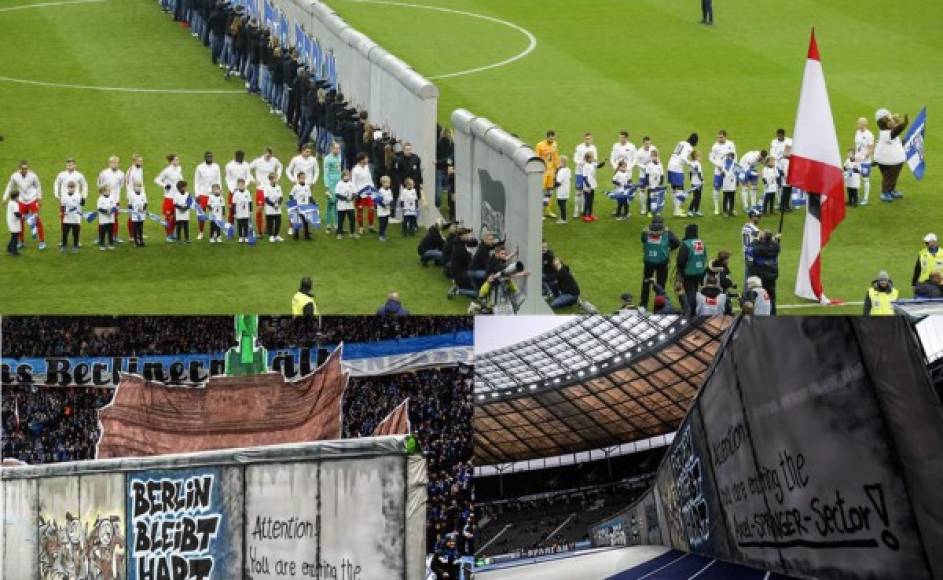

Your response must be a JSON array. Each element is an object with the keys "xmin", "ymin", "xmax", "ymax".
[
  {"xmin": 688, "ymin": 559, "xmax": 717, "ymax": 579},
  {"xmin": 0, "ymin": 0, "xmax": 103, "ymax": 13},
  {"xmin": 777, "ymin": 300, "xmax": 864, "ymax": 309},
  {"xmin": 0, "ymin": 76, "xmax": 245, "ymax": 95},
  {"xmin": 0, "ymin": 0, "xmax": 243, "ymax": 94},
  {"xmin": 342, "ymin": 0, "xmax": 537, "ymax": 80},
  {"xmin": 637, "ymin": 552, "xmax": 690, "ymax": 579}
]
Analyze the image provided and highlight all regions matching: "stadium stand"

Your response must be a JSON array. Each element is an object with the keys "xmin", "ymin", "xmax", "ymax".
[
  {"xmin": 472, "ymin": 313, "xmax": 730, "ymax": 566},
  {"xmin": 1, "ymin": 316, "xmax": 475, "ymax": 561},
  {"xmin": 476, "ymin": 448, "xmax": 665, "ymax": 558},
  {"xmin": 1, "ymin": 315, "xmax": 472, "ymax": 357}
]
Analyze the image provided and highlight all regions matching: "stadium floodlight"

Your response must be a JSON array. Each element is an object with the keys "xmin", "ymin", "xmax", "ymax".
[
  {"xmin": 658, "ymin": 333, "xmax": 666, "ymax": 341},
  {"xmin": 590, "ymin": 365, "xmax": 598, "ymax": 373}
]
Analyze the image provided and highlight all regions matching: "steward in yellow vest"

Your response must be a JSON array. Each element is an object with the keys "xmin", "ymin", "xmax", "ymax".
[
  {"xmin": 912, "ymin": 234, "xmax": 943, "ymax": 286},
  {"xmin": 292, "ymin": 277, "xmax": 317, "ymax": 317},
  {"xmin": 864, "ymin": 271, "xmax": 899, "ymax": 316}
]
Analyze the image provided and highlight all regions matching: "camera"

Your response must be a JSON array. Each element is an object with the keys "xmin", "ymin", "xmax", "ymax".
[{"xmin": 497, "ymin": 261, "xmax": 524, "ymax": 278}]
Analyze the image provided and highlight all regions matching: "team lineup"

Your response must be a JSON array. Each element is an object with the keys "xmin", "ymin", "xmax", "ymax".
[
  {"xmin": 538, "ymin": 113, "xmax": 901, "ymax": 226},
  {"xmin": 4, "ymin": 141, "xmax": 426, "ymax": 256}
]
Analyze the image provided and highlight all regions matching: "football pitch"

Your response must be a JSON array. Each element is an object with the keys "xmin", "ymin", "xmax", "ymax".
[
  {"xmin": 0, "ymin": 0, "xmax": 940, "ymax": 314},
  {"xmin": 332, "ymin": 0, "xmax": 941, "ymax": 314}
]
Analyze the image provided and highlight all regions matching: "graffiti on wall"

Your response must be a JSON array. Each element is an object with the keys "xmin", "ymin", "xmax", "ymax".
[
  {"xmin": 39, "ymin": 512, "xmax": 126, "ymax": 580},
  {"xmin": 127, "ymin": 470, "xmax": 224, "ymax": 580},
  {"xmin": 664, "ymin": 423, "xmax": 710, "ymax": 549}
]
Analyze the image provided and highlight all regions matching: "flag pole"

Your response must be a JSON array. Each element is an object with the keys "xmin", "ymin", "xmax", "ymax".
[{"xmin": 777, "ymin": 194, "xmax": 786, "ymax": 234}]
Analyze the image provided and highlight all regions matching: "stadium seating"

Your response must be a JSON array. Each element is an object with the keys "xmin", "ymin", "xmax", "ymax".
[{"xmin": 476, "ymin": 448, "xmax": 664, "ymax": 557}]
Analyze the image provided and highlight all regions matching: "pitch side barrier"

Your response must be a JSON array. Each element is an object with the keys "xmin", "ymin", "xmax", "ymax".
[
  {"xmin": 263, "ymin": 0, "xmax": 441, "ymax": 225},
  {"xmin": 590, "ymin": 316, "xmax": 943, "ymax": 580},
  {"xmin": 451, "ymin": 109, "xmax": 550, "ymax": 314},
  {"xmin": 1, "ymin": 436, "xmax": 426, "ymax": 580}
]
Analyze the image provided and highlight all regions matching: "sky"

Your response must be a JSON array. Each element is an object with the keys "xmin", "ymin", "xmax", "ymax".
[{"xmin": 473, "ymin": 315, "xmax": 576, "ymax": 354}]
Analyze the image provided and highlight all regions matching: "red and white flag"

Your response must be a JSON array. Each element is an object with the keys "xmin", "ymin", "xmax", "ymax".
[{"xmin": 788, "ymin": 30, "xmax": 846, "ymax": 304}]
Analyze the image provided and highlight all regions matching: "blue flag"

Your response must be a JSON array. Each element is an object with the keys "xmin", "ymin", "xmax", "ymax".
[
  {"xmin": 648, "ymin": 187, "xmax": 666, "ymax": 213},
  {"xmin": 246, "ymin": 0, "xmax": 258, "ymax": 18},
  {"xmin": 327, "ymin": 50, "xmax": 337, "ymax": 88},
  {"xmin": 607, "ymin": 183, "xmax": 637, "ymax": 203},
  {"xmin": 903, "ymin": 106, "xmax": 926, "ymax": 181},
  {"xmin": 279, "ymin": 13, "xmax": 289, "ymax": 47},
  {"xmin": 263, "ymin": 0, "xmax": 276, "ymax": 31},
  {"xmin": 295, "ymin": 23, "xmax": 308, "ymax": 64},
  {"xmin": 25, "ymin": 213, "xmax": 38, "ymax": 238},
  {"xmin": 313, "ymin": 38, "xmax": 322, "ymax": 77},
  {"xmin": 146, "ymin": 211, "xmax": 167, "ymax": 226}
]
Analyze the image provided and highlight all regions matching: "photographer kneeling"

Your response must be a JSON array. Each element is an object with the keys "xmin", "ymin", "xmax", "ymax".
[
  {"xmin": 548, "ymin": 258, "xmax": 581, "ymax": 310},
  {"xmin": 474, "ymin": 243, "xmax": 529, "ymax": 314},
  {"xmin": 446, "ymin": 227, "xmax": 480, "ymax": 300},
  {"xmin": 418, "ymin": 223, "xmax": 447, "ymax": 266}
]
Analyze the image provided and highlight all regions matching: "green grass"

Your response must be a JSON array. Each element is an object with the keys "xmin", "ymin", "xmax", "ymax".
[
  {"xmin": 2, "ymin": 0, "xmax": 940, "ymax": 314},
  {"xmin": 330, "ymin": 0, "xmax": 943, "ymax": 314},
  {"xmin": 0, "ymin": 0, "xmax": 466, "ymax": 314}
]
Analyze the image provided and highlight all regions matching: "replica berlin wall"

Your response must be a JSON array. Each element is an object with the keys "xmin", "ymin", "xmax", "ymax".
[
  {"xmin": 1, "ymin": 436, "xmax": 426, "ymax": 580},
  {"xmin": 591, "ymin": 316, "xmax": 943, "ymax": 580},
  {"xmin": 451, "ymin": 109, "xmax": 549, "ymax": 314},
  {"xmin": 268, "ymin": 0, "xmax": 440, "ymax": 225}
]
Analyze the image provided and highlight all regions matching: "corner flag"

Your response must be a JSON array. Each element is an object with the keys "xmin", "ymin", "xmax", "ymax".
[
  {"xmin": 788, "ymin": 30, "xmax": 846, "ymax": 304},
  {"xmin": 904, "ymin": 106, "xmax": 927, "ymax": 180}
]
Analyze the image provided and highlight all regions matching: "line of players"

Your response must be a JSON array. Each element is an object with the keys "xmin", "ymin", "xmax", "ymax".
[
  {"xmin": 537, "ymin": 118, "xmax": 883, "ymax": 223},
  {"xmin": 3, "ymin": 143, "xmax": 423, "ymax": 255}
]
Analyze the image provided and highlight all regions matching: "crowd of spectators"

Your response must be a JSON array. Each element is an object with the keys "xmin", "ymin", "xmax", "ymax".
[
  {"xmin": 343, "ymin": 366, "xmax": 475, "ymax": 555},
  {"xmin": 1, "ymin": 385, "xmax": 113, "ymax": 464},
  {"xmin": 2, "ymin": 316, "xmax": 472, "ymax": 358},
  {"xmin": 2, "ymin": 316, "xmax": 475, "ymax": 558},
  {"xmin": 1, "ymin": 316, "xmax": 236, "ymax": 358},
  {"xmin": 258, "ymin": 315, "xmax": 472, "ymax": 349}
]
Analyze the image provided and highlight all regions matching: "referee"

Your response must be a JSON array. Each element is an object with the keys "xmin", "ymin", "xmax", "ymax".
[
  {"xmin": 292, "ymin": 276, "xmax": 318, "ymax": 317},
  {"xmin": 700, "ymin": 0, "xmax": 714, "ymax": 24}
]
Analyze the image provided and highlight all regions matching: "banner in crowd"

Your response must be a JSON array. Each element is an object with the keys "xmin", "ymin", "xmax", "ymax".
[
  {"xmin": 1, "ymin": 332, "xmax": 473, "ymax": 386},
  {"xmin": 642, "ymin": 317, "xmax": 943, "ymax": 580}
]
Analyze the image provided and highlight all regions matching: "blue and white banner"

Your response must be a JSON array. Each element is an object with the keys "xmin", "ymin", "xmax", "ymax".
[
  {"xmin": 648, "ymin": 186, "xmax": 666, "ymax": 213},
  {"xmin": 904, "ymin": 106, "xmax": 926, "ymax": 180},
  {"xmin": 309, "ymin": 36, "xmax": 321, "ymax": 77},
  {"xmin": 326, "ymin": 49, "xmax": 337, "ymax": 88},
  {"xmin": 295, "ymin": 22, "xmax": 308, "ymax": 65},
  {"xmin": 607, "ymin": 184, "xmax": 637, "ymax": 203},
  {"xmin": 279, "ymin": 12, "xmax": 289, "ymax": 47},
  {"xmin": 1, "ymin": 331, "xmax": 473, "ymax": 386},
  {"xmin": 262, "ymin": 0, "xmax": 276, "ymax": 31}
]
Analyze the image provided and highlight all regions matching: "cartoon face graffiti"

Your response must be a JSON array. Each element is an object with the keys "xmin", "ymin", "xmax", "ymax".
[
  {"xmin": 88, "ymin": 515, "xmax": 126, "ymax": 580},
  {"xmin": 38, "ymin": 513, "xmax": 124, "ymax": 580}
]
